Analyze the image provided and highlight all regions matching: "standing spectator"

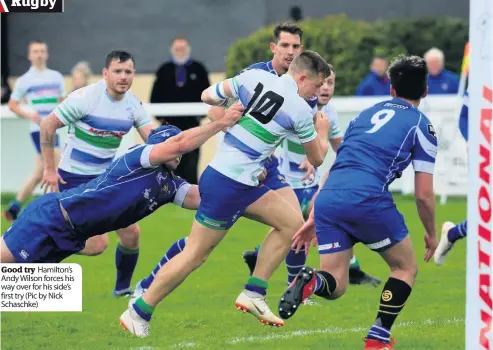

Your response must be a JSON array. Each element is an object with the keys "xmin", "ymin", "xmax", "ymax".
[
  {"xmin": 424, "ymin": 48, "xmax": 459, "ymax": 94},
  {"xmin": 356, "ymin": 56, "xmax": 390, "ymax": 96},
  {"xmin": 70, "ymin": 61, "xmax": 92, "ymax": 92},
  {"xmin": 1, "ymin": 75, "xmax": 11, "ymax": 104},
  {"xmin": 150, "ymin": 37, "xmax": 210, "ymax": 184}
]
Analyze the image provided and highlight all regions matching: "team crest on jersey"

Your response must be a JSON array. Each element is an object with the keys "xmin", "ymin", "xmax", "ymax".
[
  {"xmin": 156, "ymin": 172, "xmax": 168, "ymax": 185},
  {"xmin": 427, "ymin": 124, "xmax": 437, "ymax": 138}
]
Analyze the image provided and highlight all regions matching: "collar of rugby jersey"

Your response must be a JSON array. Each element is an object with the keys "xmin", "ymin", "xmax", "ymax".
[{"xmin": 280, "ymin": 74, "xmax": 299, "ymax": 94}]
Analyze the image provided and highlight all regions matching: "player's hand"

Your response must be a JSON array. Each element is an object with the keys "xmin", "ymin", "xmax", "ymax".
[
  {"xmin": 423, "ymin": 232, "xmax": 438, "ymax": 262},
  {"xmin": 221, "ymin": 103, "xmax": 244, "ymax": 131},
  {"xmin": 41, "ymin": 169, "xmax": 66, "ymax": 194},
  {"xmin": 292, "ymin": 216, "xmax": 316, "ymax": 255},
  {"xmin": 257, "ymin": 167, "xmax": 267, "ymax": 183},
  {"xmin": 299, "ymin": 157, "xmax": 316, "ymax": 185},
  {"xmin": 314, "ymin": 111, "xmax": 330, "ymax": 136}
]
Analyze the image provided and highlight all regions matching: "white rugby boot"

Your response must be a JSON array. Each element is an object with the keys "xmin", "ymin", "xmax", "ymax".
[
  {"xmin": 235, "ymin": 290, "xmax": 284, "ymax": 327},
  {"xmin": 119, "ymin": 307, "xmax": 150, "ymax": 337},
  {"xmin": 434, "ymin": 221, "xmax": 455, "ymax": 266}
]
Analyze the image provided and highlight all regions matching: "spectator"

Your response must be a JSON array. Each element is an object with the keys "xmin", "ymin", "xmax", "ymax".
[
  {"xmin": 70, "ymin": 61, "xmax": 92, "ymax": 92},
  {"xmin": 356, "ymin": 56, "xmax": 390, "ymax": 96},
  {"xmin": 424, "ymin": 47, "xmax": 459, "ymax": 94},
  {"xmin": 150, "ymin": 36, "xmax": 210, "ymax": 184},
  {"xmin": 1, "ymin": 75, "xmax": 11, "ymax": 104}
]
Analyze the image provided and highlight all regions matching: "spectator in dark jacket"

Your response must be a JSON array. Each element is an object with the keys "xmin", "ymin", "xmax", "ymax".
[
  {"xmin": 150, "ymin": 37, "xmax": 210, "ymax": 184},
  {"xmin": 424, "ymin": 47, "xmax": 459, "ymax": 94},
  {"xmin": 356, "ymin": 56, "xmax": 390, "ymax": 96}
]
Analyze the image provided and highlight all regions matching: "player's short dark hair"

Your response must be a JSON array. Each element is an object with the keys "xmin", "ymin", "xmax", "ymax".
[
  {"xmin": 273, "ymin": 23, "xmax": 303, "ymax": 42},
  {"xmin": 290, "ymin": 51, "xmax": 331, "ymax": 78},
  {"xmin": 388, "ymin": 54, "xmax": 428, "ymax": 100},
  {"xmin": 105, "ymin": 50, "xmax": 135, "ymax": 68}
]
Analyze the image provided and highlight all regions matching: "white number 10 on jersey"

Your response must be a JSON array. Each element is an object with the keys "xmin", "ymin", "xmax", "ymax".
[{"xmin": 366, "ymin": 109, "xmax": 396, "ymax": 134}]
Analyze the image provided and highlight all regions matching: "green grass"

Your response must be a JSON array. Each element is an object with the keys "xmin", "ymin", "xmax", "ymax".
[{"xmin": 1, "ymin": 194, "xmax": 467, "ymax": 349}]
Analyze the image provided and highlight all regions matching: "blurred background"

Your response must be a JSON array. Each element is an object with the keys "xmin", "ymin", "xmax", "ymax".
[{"xmin": 0, "ymin": 0, "xmax": 470, "ymax": 197}]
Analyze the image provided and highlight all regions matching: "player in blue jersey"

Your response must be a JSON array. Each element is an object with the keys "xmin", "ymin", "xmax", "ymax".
[
  {"xmin": 278, "ymin": 55, "xmax": 439, "ymax": 349},
  {"xmin": 0, "ymin": 105, "xmax": 243, "ymax": 264},
  {"xmin": 129, "ymin": 24, "xmax": 378, "ymax": 302},
  {"xmin": 434, "ymin": 90, "xmax": 469, "ymax": 265}
]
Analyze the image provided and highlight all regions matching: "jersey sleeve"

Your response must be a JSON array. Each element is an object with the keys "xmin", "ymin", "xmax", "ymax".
[
  {"xmin": 57, "ymin": 72, "xmax": 66, "ymax": 98},
  {"xmin": 53, "ymin": 87, "xmax": 89, "ymax": 125},
  {"xmin": 412, "ymin": 117, "xmax": 438, "ymax": 174},
  {"xmin": 326, "ymin": 105, "xmax": 342, "ymax": 139},
  {"xmin": 294, "ymin": 110, "xmax": 318, "ymax": 143},
  {"xmin": 172, "ymin": 177, "xmax": 193, "ymax": 207},
  {"xmin": 133, "ymin": 101, "xmax": 152, "ymax": 129},
  {"xmin": 10, "ymin": 77, "xmax": 27, "ymax": 102},
  {"xmin": 137, "ymin": 145, "xmax": 156, "ymax": 169}
]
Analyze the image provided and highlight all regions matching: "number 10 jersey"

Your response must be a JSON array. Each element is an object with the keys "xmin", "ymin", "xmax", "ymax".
[{"xmin": 209, "ymin": 69, "xmax": 317, "ymax": 186}]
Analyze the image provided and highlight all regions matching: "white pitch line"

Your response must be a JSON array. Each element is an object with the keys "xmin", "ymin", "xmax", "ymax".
[
  {"xmin": 145, "ymin": 317, "xmax": 464, "ymax": 349},
  {"xmin": 227, "ymin": 317, "xmax": 464, "ymax": 345}
]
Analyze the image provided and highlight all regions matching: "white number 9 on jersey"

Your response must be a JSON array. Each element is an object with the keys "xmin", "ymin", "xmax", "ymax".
[{"xmin": 366, "ymin": 109, "xmax": 396, "ymax": 134}]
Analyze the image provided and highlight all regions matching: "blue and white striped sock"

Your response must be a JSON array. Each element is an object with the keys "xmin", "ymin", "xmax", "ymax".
[{"xmin": 141, "ymin": 237, "xmax": 187, "ymax": 289}]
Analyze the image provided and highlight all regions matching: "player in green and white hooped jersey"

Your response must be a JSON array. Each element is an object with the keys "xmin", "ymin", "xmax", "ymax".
[
  {"xmin": 120, "ymin": 51, "xmax": 332, "ymax": 336},
  {"xmin": 39, "ymin": 51, "xmax": 154, "ymax": 297},
  {"xmin": 3, "ymin": 40, "xmax": 65, "ymax": 222}
]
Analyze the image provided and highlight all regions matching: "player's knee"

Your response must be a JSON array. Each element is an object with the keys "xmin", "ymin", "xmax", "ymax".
[
  {"xmin": 117, "ymin": 225, "xmax": 140, "ymax": 249},
  {"xmin": 390, "ymin": 259, "xmax": 418, "ymax": 283},
  {"xmin": 84, "ymin": 236, "xmax": 109, "ymax": 256}
]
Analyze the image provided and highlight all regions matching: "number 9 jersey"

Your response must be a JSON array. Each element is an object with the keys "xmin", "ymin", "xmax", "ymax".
[
  {"xmin": 209, "ymin": 69, "xmax": 317, "ymax": 186},
  {"xmin": 325, "ymin": 98, "xmax": 438, "ymax": 193}
]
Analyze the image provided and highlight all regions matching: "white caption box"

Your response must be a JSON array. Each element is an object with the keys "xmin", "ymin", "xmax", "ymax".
[{"xmin": 0, "ymin": 264, "xmax": 82, "ymax": 312}]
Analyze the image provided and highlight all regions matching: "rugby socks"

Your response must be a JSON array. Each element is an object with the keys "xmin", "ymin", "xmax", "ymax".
[
  {"xmin": 286, "ymin": 248, "xmax": 306, "ymax": 284},
  {"xmin": 448, "ymin": 220, "xmax": 467, "ymax": 243},
  {"xmin": 132, "ymin": 297, "xmax": 154, "ymax": 322},
  {"xmin": 245, "ymin": 276, "xmax": 268, "ymax": 296},
  {"xmin": 313, "ymin": 270, "xmax": 337, "ymax": 299},
  {"xmin": 141, "ymin": 238, "xmax": 187, "ymax": 289},
  {"xmin": 349, "ymin": 255, "xmax": 360, "ymax": 269},
  {"xmin": 367, "ymin": 277, "xmax": 412, "ymax": 343},
  {"xmin": 114, "ymin": 243, "xmax": 139, "ymax": 294},
  {"xmin": 6, "ymin": 199, "xmax": 21, "ymax": 217}
]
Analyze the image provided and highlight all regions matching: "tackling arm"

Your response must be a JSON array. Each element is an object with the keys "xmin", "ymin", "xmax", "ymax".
[{"xmin": 149, "ymin": 104, "xmax": 243, "ymax": 166}]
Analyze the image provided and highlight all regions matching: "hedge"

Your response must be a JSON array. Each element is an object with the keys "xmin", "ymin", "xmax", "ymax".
[{"xmin": 225, "ymin": 15, "xmax": 468, "ymax": 96}]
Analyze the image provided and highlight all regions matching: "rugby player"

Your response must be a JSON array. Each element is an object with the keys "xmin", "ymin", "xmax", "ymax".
[
  {"xmin": 39, "ymin": 50, "xmax": 153, "ymax": 297},
  {"xmin": 434, "ymin": 90, "xmax": 469, "ymax": 265},
  {"xmin": 3, "ymin": 40, "xmax": 65, "ymax": 222},
  {"xmin": 120, "ymin": 51, "xmax": 331, "ymax": 337},
  {"xmin": 130, "ymin": 24, "xmax": 378, "ymax": 302},
  {"xmin": 0, "ymin": 107, "xmax": 243, "ymax": 265},
  {"xmin": 278, "ymin": 55, "xmax": 438, "ymax": 349}
]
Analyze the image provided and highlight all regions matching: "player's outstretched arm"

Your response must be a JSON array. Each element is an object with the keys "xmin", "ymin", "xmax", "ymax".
[
  {"xmin": 40, "ymin": 113, "xmax": 66, "ymax": 193},
  {"xmin": 414, "ymin": 172, "xmax": 438, "ymax": 261},
  {"xmin": 149, "ymin": 103, "xmax": 244, "ymax": 166}
]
